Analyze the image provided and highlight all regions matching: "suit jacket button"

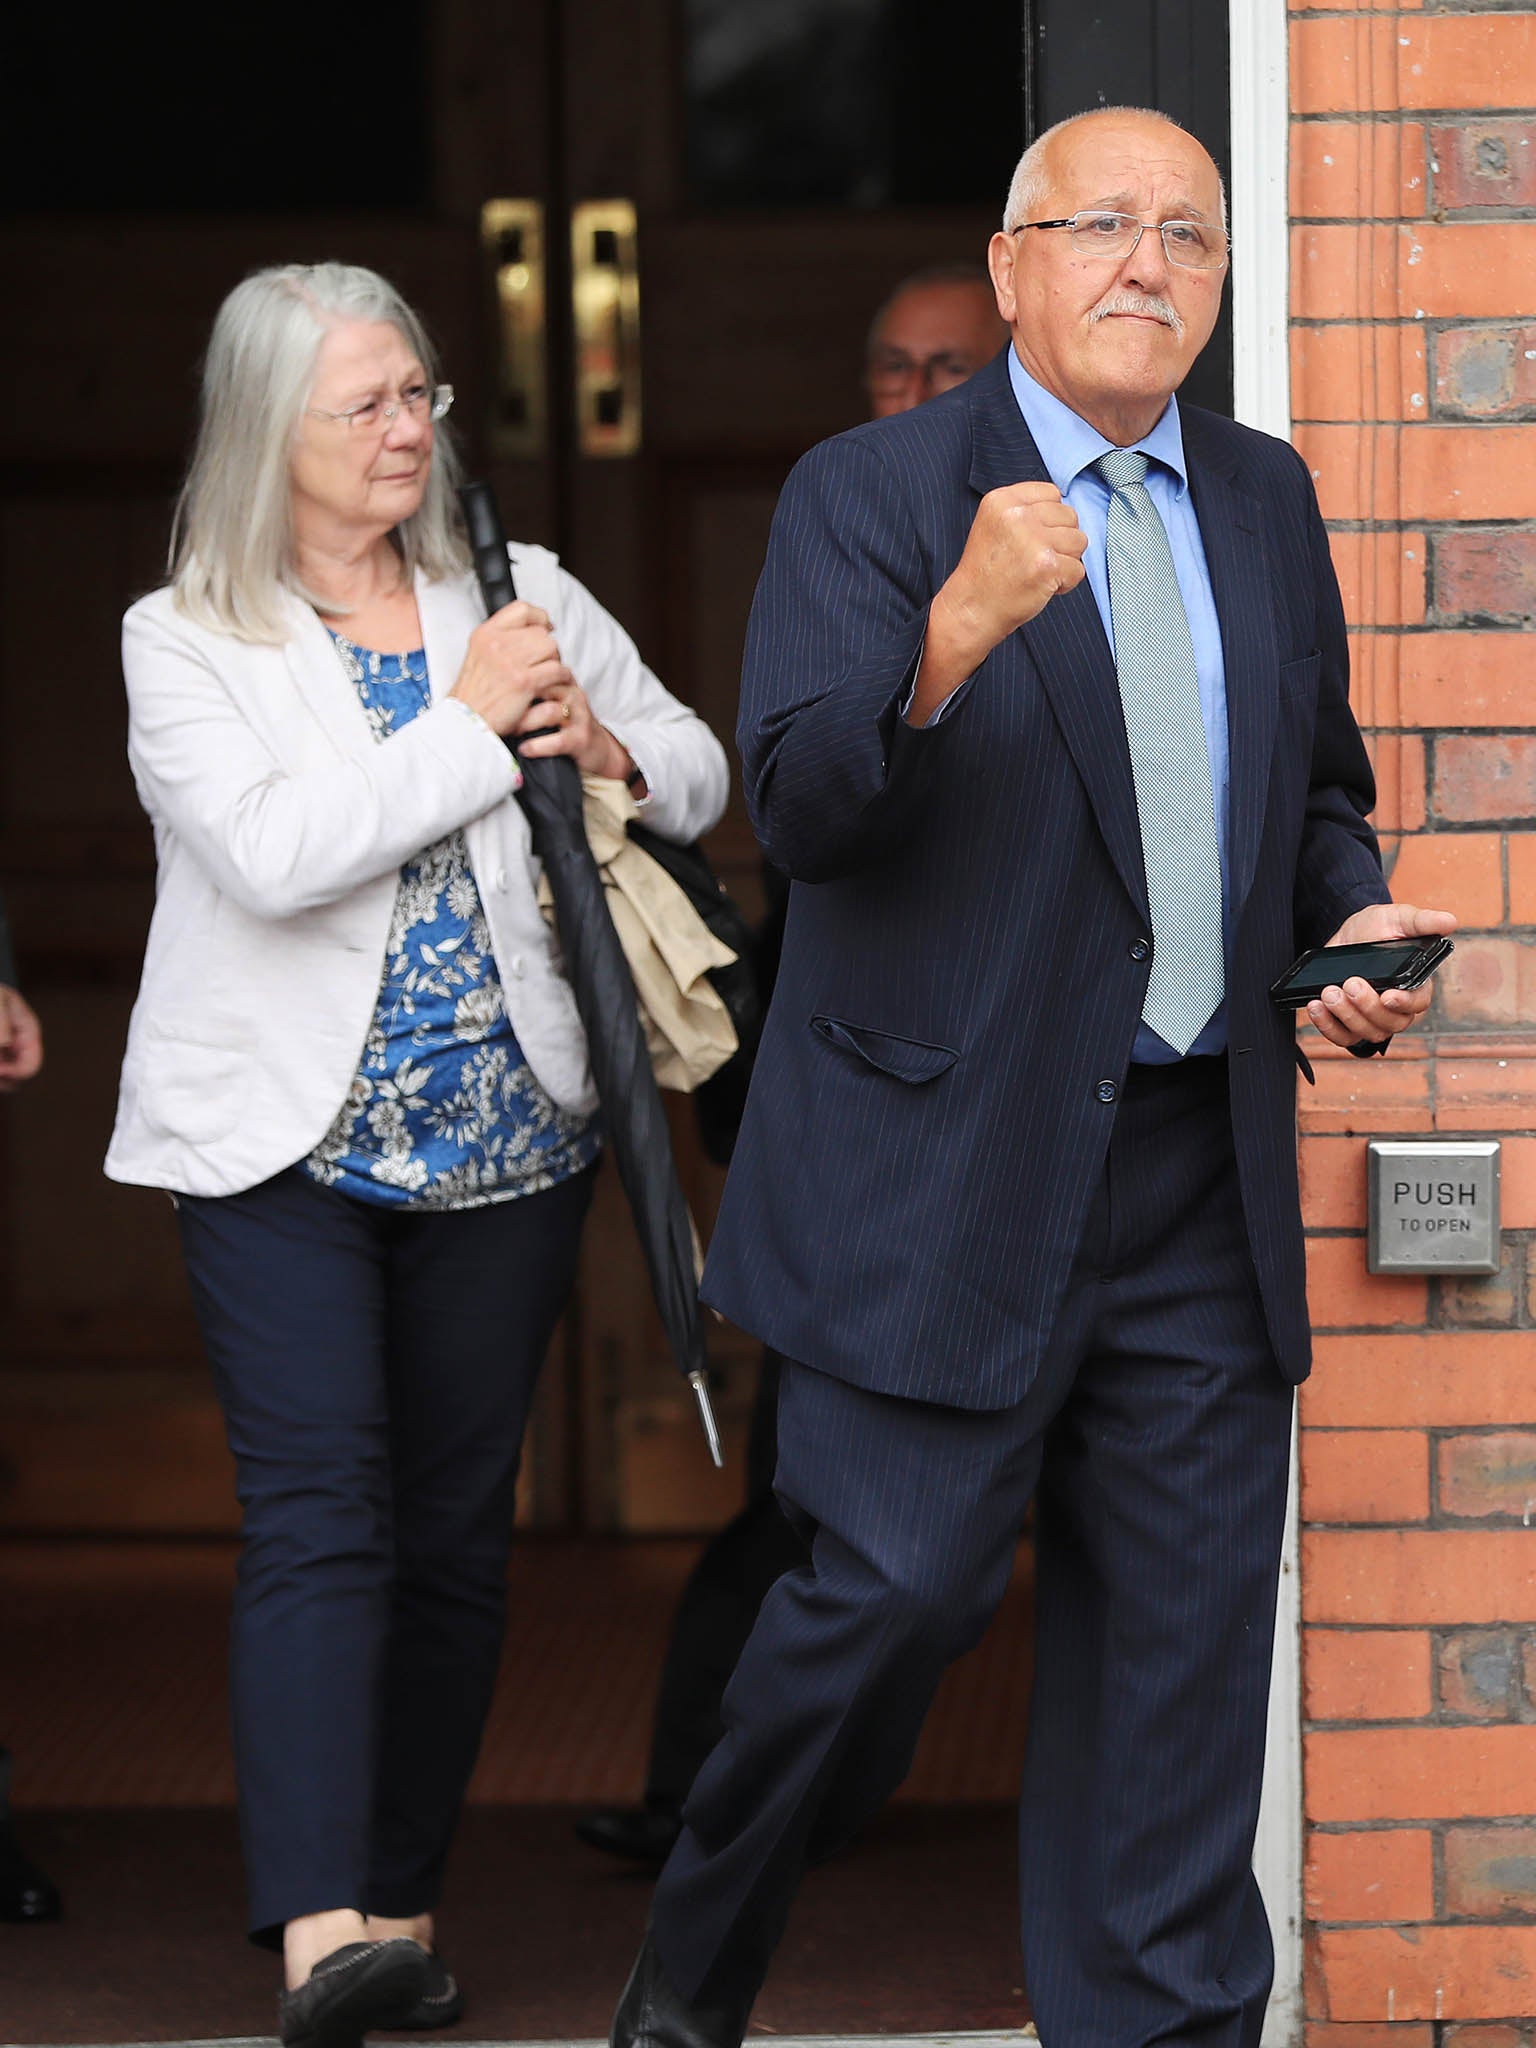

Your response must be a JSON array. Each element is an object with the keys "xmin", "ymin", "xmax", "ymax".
[
  {"xmin": 1095, "ymin": 1079, "xmax": 1118, "ymax": 1104},
  {"xmin": 1129, "ymin": 938, "xmax": 1150, "ymax": 962}
]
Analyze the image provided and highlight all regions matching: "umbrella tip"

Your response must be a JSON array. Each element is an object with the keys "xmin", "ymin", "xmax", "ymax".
[{"xmin": 689, "ymin": 1371, "xmax": 725, "ymax": 1469}]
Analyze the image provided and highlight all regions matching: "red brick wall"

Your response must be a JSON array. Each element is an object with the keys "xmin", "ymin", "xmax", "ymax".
[{"xmin": 1290, "ymin": 1, "xmax": 1536, "ymax": 2035}]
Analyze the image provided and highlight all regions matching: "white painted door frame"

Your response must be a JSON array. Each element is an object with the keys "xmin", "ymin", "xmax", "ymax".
[{"xmin": 1229, "ymin": 5, "xmax": 1303, "ymax": 2044}]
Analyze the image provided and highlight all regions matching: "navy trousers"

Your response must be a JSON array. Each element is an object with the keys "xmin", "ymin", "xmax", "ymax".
[
  {"xmin": 652, "ymin": 1057, "xmax": 1294, "ymax": 2048},
  {"xmin": 645, "ymin": 1352, "xmax": 808, "ymax": 1812},
  {"xmin": 176, "ymin": 1162, "xmax": 594, "ymax": 1946}
]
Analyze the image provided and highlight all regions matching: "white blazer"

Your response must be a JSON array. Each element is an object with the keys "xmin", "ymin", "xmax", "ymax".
[{"xmin": 105, "ymin": 544, "xmax": 730, "ymax": 1197}]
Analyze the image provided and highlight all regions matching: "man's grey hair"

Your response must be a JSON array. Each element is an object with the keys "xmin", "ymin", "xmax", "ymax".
[
  {"xmin": 1002, "ymin": 106, "xmax": 1228, "ymax": 235},
  {"xmin": 170, "ymin": 262, "xmax": 469, "ymax": 644},
  {"xmin": 866, "ymin": 263, "xmax": 1000, "ymax": 358}
]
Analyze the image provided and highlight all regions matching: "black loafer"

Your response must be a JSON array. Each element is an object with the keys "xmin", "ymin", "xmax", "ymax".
[
  {"xmin": 575, "ymin": 1805, "xmax": 682, "ymax": 1867},
  {"xmin": 397, "ymin": 1949, "xmax": 463, "ymax": 2029},
  {"xmin": 0, "ymin": 1819, "xmax": 61, "ymax": 1923},
  {"xmin": 611, "ymin": 1929, "xmax": 751, "ymax": 2048},
  {"xmin": 279, "ymin": 1938, "xmax": 430, "ymax": 2048}
]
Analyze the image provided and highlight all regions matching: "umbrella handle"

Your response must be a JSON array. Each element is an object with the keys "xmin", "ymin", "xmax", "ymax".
[
  {"xmin": 460, "ymin": 479, "xmax": 568, "ymax": 753},
  {"xmin": 459, "ymin": 481, "xmax": 518, "ymax": 612}
]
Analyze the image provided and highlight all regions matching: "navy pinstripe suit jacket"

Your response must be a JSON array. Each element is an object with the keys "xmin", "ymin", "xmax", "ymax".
[{"xmin": 700, "ymin": 349, "xmax": 1389, "ymax": 1407}]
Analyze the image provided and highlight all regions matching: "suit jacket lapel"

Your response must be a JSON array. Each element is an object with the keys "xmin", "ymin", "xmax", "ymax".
[
  {"xmin": 965, "ymin": 358, "xmax": 1149, "ymax": 921},
  {"xmin": 1184, "ymin": 441, "xmax": 1277, "ymax": 934}
]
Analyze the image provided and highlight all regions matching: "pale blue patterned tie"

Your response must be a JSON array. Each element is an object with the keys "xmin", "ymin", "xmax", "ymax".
[{"xmin": 1096, "ymin": 448, "xmax": 1224, "ymax": 1056}]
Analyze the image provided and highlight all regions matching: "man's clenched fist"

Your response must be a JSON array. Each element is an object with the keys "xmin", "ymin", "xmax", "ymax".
[{"xmin": 908, "ymin": 483, "xmax": 1087, "ymax": 725}]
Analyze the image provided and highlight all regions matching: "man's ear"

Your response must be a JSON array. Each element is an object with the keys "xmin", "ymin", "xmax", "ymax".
[{"xmin": 986, "ymin": 231, "xmax": 1019, "ymax": 326}]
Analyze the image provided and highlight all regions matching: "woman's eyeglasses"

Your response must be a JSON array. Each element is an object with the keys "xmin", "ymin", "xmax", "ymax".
[{"xmin": 308, "ymin": 383, "xmax": 455, "ymax": 433}]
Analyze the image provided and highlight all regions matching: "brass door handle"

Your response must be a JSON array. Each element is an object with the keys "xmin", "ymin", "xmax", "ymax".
[
  {"xmin": 481, "ymin": 199, "xmax": 547, "ymax": 458},
  {"xmin": 571, "ymin": 200, "xmax": 642, "ymax": 458}
]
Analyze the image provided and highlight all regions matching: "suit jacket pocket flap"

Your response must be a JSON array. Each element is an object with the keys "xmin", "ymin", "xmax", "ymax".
[
  {"xmin": 1278, "ymin": 651, "xmax": 1321, "ymax": 699},
  {"xmin": 811, "ymin": 1015, "xmax": 958, "ymax": 1083}
]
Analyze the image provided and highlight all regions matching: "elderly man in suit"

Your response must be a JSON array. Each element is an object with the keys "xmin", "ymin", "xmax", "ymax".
[{"xmin": 611, "ymin": 106, "xmax": 1455, "ymax": 2048}]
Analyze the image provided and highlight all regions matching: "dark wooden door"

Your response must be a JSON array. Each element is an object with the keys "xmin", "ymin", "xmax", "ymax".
[
  {"xmin": 544, "ymin": 0, "xmax": 1026, "ymax": 1530},
  {"xmin": 539, "ymin": 0, "xmax": 1233, "ymax": 1529}
]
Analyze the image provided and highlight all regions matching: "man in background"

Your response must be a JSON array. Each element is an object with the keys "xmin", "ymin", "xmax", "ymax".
[
  {"xmin": 864, "ymin": 263, "xmax": 1011, "ymax": 417},
  {"xmin": 576, "ymin": 265, "xmax": 1007, "ymax": 1871},
  {"xmin": 0, "ymin": 884, "xmax": 59, "ymax": 1921}
]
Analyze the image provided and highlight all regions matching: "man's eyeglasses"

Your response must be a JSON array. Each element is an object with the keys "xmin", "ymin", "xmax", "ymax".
[
  {"xmin": 308, "ymin": 383, "xmax": 455, "ymax": 433},
  {"xmin": 1010, "ymin": 212, "xmax": 1229, "ymax": 272}
]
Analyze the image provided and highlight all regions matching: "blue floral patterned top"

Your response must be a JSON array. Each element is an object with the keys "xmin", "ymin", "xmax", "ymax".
[{"xmin": 302, "ymin": 634, "xmax": 600, "ymax": 1209}]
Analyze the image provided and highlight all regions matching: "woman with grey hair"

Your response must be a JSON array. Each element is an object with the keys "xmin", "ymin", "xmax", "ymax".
[{"xmin": 105, "ymin": 262, "xmax": 728, "ymax": 2045}]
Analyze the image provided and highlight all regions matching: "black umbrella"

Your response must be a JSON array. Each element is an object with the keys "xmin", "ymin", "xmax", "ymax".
[{"xmin": 459, "ymin": 481, "xmax": 722, "ymax": 1465}]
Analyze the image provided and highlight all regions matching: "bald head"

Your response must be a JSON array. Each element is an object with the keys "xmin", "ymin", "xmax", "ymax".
[
  {"xmin": 865, "ymin": 268, "xmax": 1009, "ymax": 419},
  {"xmin": 1003, "ymin": 106, "xmax": 1227, "ymax": 235}
]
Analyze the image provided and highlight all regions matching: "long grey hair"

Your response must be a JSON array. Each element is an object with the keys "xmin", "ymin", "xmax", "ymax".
[{"xmin": 169, "ymin": 262, "xmax": 469, "ymax": 643}]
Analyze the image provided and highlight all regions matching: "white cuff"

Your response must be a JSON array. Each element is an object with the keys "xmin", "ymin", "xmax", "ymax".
[{"xmin": 440, "ymin": 695, "xmax": 523, "ymax": 790}]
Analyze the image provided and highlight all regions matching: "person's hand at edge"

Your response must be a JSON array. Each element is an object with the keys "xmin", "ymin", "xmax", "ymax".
[{"xmin": 0, "ymin": 985, "xmax": 43, "ymax": 1091}]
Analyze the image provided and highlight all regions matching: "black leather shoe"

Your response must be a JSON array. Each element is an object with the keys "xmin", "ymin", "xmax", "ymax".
[
  {"xmin": 278, "ymin": 1938, "xmax": 430, "ymax": 2048},
  {"xmin": 0, "ymin": 1818, "xmax": 61, "ymax": 1923},
  {"xmin": 575, "ymin": 1804, "xmax": 682, "ymax": 1867},
  {"xmin": 610, "ymin": 1930, "xmax": 750, "ymax": 2048},
  {"xmin": 397, "ymin": 1949, "xmax": 463, "ymax": 2028}
]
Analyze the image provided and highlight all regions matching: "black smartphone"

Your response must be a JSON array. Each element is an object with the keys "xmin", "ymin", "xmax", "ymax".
[{"xmin": 1268, "ymin": 935, "xmax": 1454, "ymax": 1009}]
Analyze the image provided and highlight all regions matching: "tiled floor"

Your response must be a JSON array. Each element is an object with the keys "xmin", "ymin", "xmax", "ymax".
[
  {"xmin": 0, "ymin": 1537, "xmax": 1037, "ymax": 2044},
  {"xmin": 0, "ymin": 1537, "xmax": 1033, "ymax": 1808}
]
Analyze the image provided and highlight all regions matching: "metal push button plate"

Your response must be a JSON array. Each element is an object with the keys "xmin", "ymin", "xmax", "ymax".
[{"xmin": 1367, "ymin": 1140, "xmax": 1501, "ymax": 1275}]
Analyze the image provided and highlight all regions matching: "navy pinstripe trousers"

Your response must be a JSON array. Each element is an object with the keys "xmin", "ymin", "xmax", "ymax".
[{"xmin": 653, "ymin": 1055, "xmax": 1294, "ymax": 2048}]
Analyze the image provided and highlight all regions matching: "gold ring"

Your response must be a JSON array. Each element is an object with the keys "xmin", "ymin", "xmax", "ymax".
[{"xmin": 562, "ymin": 699, "xmax": 572, "ymax": 722}]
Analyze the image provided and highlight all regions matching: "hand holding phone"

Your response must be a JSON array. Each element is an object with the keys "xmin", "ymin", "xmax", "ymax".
[
  {"xmin": 1288, "ymin": 902, "xmax": 1457, "ymax": 1058},
  {"xmin": 1269, "ymin": 935, "xmax": 1454, "ymax": 1010}
]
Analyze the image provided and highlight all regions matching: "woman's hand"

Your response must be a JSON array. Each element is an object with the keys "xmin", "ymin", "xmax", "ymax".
[
  {"xmin": 510, "ymin": 674, "xmax": 633, "ymax": 781},
  {"xmin": 448, "ymin": 602, "xmax": 576, "ymax": 737},
  {"xmin": 449, "ymin": 601, "xmax": 634, "ymax": 780}
]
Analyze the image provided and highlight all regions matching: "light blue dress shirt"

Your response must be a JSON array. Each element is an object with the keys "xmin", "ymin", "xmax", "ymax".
[{"xmin": 1006, "ymin": 347, "xmax": 1230, "ymax": 1061}]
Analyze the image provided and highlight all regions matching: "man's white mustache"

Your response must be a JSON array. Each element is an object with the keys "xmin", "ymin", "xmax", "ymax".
[{"xmin": 1089, "ymin": 291, "xmax": 1185, "ymax": 337}]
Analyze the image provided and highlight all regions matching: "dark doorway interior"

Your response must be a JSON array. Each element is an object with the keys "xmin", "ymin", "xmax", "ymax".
[
  {"xmin": 1, "ymin": 0, "xmax": 1234, "ymax": 1543},
  {"xmin": 1032, "ymin": 0, "xmax": 1234, "ymax": 413},
  {"xmin": 2, "ymin": 2, "xmax": 1232, "ymax": 2034}
]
